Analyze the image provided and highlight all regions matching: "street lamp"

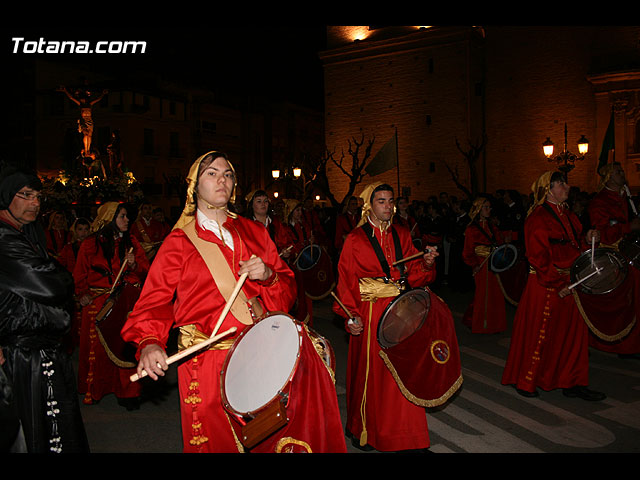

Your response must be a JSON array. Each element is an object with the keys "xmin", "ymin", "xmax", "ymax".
[
  {"xmin": 271, "ymin": 169, "xmax": 280, "ymax": 179},
  {"xmin": 542, "ymin": 123, "xmax": 589, "ymax": 176}
]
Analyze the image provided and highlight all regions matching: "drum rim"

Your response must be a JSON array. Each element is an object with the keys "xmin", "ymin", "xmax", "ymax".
[
  {"xmin": 294, "ymin": 244, "xmax": 323, "ymax": 271},
  {"xmin": 570, "ymin": 247, "xmax": 629, "ymax": 295},
  {"xmin": 490, "ymin": 243, "xmax": 519, "ymax": 273},
  {"xmin": 377, "ymin": 287, "xmax": 431, "ymax": 349},
  {"xmin": 220, "ymin": 312, "xmax": 303, "ymax": 418}
]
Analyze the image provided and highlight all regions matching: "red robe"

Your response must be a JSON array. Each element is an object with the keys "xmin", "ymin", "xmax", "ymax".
[
  {"xmin": 45, "ymin": 228, "xmax": 70, "ymax": 257},
  {"xmin": 274, "ymin": 219, "xmax": 314, "ymax": 325},
  {"xmin": 462, "ymin": 219, "xmax": 507, "ymax": 334},
  {"xmin": 333, "ymin": 222, "xmax": 437, "ymax": 451},
  {"xmin": 131, "ymin": 216, "xmax": 167, "ymax": 262},
  {"xmin": 334, "ymin": 211, "xmax": 359, "ymax": 251},
  {"xmin": 73, "ymin": 234, "xmax": 149, "ymax": 403},
  {"xmin": 586, "ymin": 187, "xmax": 640, "ymax": 354},
  {"xmin": 122, "ymin": 215, "xmax": 346, "ymax": 453},
  {"xmin": 502, "ymin": 202, "xmax": 590, "ymax": 393}
]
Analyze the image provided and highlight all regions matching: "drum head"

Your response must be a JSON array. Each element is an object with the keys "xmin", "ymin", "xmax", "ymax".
[
  {"xmin": 295, "ymin": 244, "xmax": 322, "ymax": 271},
  {"xmin": 222, "ymin": 314, "xmax": 302, "ymax": 416},
  {"xmin": 490, "ymin": 243, "xmax": 518, "ymax": 273},
  {"xmin": 377, "ymin": 288, "xmax": 431, "ymax": 349},
  {"xmin": 570, "ymin": 248, "xmax": 628, "ymax": 295}
]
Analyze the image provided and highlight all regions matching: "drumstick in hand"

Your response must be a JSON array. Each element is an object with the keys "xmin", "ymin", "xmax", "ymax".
[
  {"xmin": 129, "ymin": 327, "xmax": 237, "ymax": 382},
  {"xmin": 130, "ymin": 258, "xmax": 253, "ymax": 383},
  {"xmin": 568, "ymin": 266, "xmax": 602, "ymax": 290},
  {"xmin": 110, "ymin": 247, "xmax": 134, "ymax": 294},
  {"xmin": 392, "ymin": 247, "xmax": 432, "ymax": 266},
  {"xmin": 331, "ymin": 291, "xmax": 357, "ymax": 326},
  {"xmin": 331, "ymin": 291, "xmax": 352, "ymax": 317}
]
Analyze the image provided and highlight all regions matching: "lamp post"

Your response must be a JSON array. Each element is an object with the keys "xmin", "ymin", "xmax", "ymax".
[{"xmin": 542, "ymin": 123, "xmax": 589, "ymax": 179}]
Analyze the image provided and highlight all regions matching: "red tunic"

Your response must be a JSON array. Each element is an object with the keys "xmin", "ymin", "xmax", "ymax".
[
  {"xmin": 121, "ymin": 215, "xmax": 346, "ymax": 453},
  {"xmin": 45, "ymin": 228, "xmax": 70, "ymax": 257},
  {"xmin": 73, "ymin": 234, "xmax": 149, "ymax": 403},
  {"xmin": 333, "ymin": 222, "xmax": 436, "ymax": 451},
  {"xmin": 274, "ymin": 219, "xmax": 314, "ymax": 325},
  {"xmin": 334, "ymin": 211, "xmax": 358, "ymax": 251},
  {"xmin": 462, "ymin": 220, "xmax": 507, "ymax": 334},
  {"xmin": 502, "ymin": 202, "xmax": 590, "ymax": 393},
  {"xmin": 586, "ymin": 187, "xmax": 640, "ymax": 354}
]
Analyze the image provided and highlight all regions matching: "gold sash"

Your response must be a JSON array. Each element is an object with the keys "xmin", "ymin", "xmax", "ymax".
[
  {"xmin": 358, "ymin": 277, "xmax": 401, "ymax": 302},
  {"xmin": 181, "ymin": 219, "xmax": 262, "ymax": 325},
  {"xmin": 177, "ymin": 324, "xmax": 235, "ymax": 352}
]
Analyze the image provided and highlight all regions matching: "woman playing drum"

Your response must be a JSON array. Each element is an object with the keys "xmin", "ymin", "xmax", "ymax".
[
  {"xmin": 73, "ymin": 202, "xmax": 149, "ymax": 409},
  {"xmin": 462, "ymin": 197, "xmax": 509, "ymax": 334}
]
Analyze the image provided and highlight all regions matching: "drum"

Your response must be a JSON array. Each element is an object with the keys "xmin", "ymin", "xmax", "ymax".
[
  {"xmin": 295, "ymin": 244, "xmax": 335, "ymax": 300},
  {"xmin": 619, "ymin": 231, "xmax": 640, "ymax": 269},
  {"xmin": 377, "ymin": 288, "xmax": 463, "ymax": 407},
  {"xmin": 489, "ymin": 243, "xmax": 518, "ymax": 273},
  {"xmin": 221, "ymin": 313, "xmax": 303, "ymax": 448},
  {"xmin": 570, "ymin": 248, "xmax": 628, "ymax": 295},
  {"xmin": 95, "ymin": 282, "xmax": 140, "ymax": 368},
  {"xmin": 377, "ymin": 288, "xmax": 431, "ymax": 349}
]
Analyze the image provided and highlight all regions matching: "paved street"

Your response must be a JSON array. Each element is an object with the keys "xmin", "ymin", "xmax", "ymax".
[{"xmin": 77, "ymin": 284, "xmax": 640, "ymax": 454}]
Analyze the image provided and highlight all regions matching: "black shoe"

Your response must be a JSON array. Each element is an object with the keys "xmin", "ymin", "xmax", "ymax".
[
  {"xmin": 618, "ymin": 353, "xmax": 640, "ymax": 360},
  {"xmin": 346, "ymin": 430, "xmax": 375, "ymax": 451},
  {"xmin": 516, "ymin": 388, "xmax": 539, "ymax": 398},
  {"xmin": 117, "ymin": 397, "xmax": 140, "ymax": 411},
  {"xmin": 562, "ymin": 386, "xmax": 606, "ymax": 402}
]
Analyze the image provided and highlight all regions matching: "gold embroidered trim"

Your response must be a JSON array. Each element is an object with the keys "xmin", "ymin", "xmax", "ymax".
[
  {"xmin": 379, "ymin": 348, "xmax": 464, "ymax": 408},
  {"xmin": 572, "ymin": 290, "xmax": 637, "ymax": 342},
  {"xmin": 275, "ymin": 437, "xmax": 312, "ymax": 453},
  {"xmin": 495, "ymin": 272, "xmax": 519, "ymax": 307}
]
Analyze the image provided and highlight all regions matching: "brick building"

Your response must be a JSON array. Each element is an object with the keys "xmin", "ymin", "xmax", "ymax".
[{"xmin": 320, "ymin": 26, "xmax": 640, "ymax": 203}]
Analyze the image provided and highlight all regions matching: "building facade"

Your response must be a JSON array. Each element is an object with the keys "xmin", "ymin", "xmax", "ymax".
[{"xmin": 320, "ymin": 26, "xmax": 640, "ymax": 203}]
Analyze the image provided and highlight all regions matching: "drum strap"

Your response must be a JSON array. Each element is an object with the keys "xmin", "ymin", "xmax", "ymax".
[
  {"xmin": 542, "ymin": 202, "xmax": 580, "ymax": 247},
  {"xmin": 181, "ymin": 220, "xmax": 257, "ymax": 326},
  {"xmin": 471, "ymin": 219, "xmax": 497, "ymax": 246},
  {"xmin": 361, "ymin": 223, "xmax": 405, "ymax": 278}
]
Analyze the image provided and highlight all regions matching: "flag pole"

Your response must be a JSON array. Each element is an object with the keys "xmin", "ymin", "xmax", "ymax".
[{"xmin": 395, "ymin": 127, "xmax": 400, "ymax": 194}]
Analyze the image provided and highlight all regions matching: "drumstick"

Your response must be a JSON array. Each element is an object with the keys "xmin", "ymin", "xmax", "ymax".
[
  {"xmin": 623, "ymin": 185, "xmax": 638, "ymax": 216},
  {"xmin": 392, "ymin": 247, "xmax": 432, "ymax": 266},
  {"xmin": 279, "ymin": 245, "xmax": 294, "ymax": 257},
  {"xmin": 331, "ymin": 291, "xmax": 356, "ymax": 326},
  {"xmin": 568, "ymin": 266, "xmax": 602, "ymax": 290},
  {"xmin": 331, "ymin": 291, "xmax": 352, "ymax": 317},
  {"xmin": 130, "ymin": 255, "xmax": 254, "ymax": 382},
  {"xmin": 110, "ymin": 247, "xmax": 134, "ymax": 294},
  {"xmin": 591, "ymin": 236, "xmax": 595, "ymax": 267},
  {"xmin": 129, "ymin": 327, "xmax": 237, "ymax": 382}
]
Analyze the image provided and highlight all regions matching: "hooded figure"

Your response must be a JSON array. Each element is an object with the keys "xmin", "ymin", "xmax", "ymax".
[{"xmin": 0, "ymin": 165, "xmax": 89, "ymax": 453}]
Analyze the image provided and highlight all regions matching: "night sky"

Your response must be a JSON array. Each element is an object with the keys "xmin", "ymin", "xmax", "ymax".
[{"xmin": 2, "ymin": 26, "xmax": 328, "ymax": 110}]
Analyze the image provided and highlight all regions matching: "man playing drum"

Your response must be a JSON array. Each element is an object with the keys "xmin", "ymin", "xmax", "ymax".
[
  {"xmin": 502, "ymin": 171, "xmax": 606, "ymax": 401},
  {"xmin": 332, "ymin": 182, "xmax": 458, "ymax": 452},
  {"xmin": 121, "ymin": 152, "xmax": 346, "ymax": 453},
  {"xmin": 587, "ymin": 162, "xmax": 640, "ymax": 357}
]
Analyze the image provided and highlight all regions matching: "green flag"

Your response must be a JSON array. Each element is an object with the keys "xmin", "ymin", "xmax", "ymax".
[
  {"xmin": 365, "ymin": 132, "xmax": 398, "ymax": 177},
  {"xmin": 597, "ymin": 111, "xmax": 615, "ymax": 171}
]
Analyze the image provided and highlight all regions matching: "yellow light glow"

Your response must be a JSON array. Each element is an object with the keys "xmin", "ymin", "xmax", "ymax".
[
  {"xmin": 272, "ymin": 169, "xmax": 280, "ymax": 179},
  {"xmin": 273, "ymin": 191, "xmax": 279, "ymax": 198},
  {"xmin": 293, "ymin": 167, "xmax": 302, "ymax": 178}
]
